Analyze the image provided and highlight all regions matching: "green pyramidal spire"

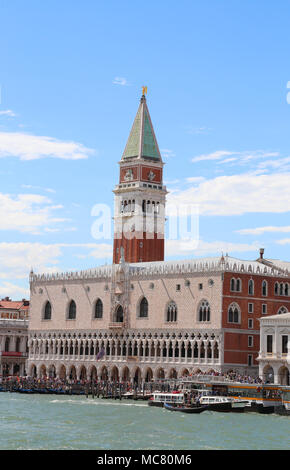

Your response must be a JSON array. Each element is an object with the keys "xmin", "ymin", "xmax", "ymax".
[{"xmin": 122, "ymin": 93, "xmax": 162, "ymax": 161}]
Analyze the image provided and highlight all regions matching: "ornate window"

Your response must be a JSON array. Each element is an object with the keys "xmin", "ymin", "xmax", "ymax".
[
  {"xmin": 198, "ymin": 300, "xmax": 211, "ymax": 322},
  {"xmin": 277, "ymin": 306, "xmax": 288, "ymax": 315},
  {"xmin": 231, "ymin": 278, "xmax": 242, "ymax": 292},
  {"xmin": 274, "ymin": 282, "xmax": 279, "ymax": 295},
  {"xmin": 139, "ymin": 297, "xmax": 148, "ymax": 318},
  {"xmin": 44, "ymin": 301, "xmax": 52, "ymax": 320},
  {"xmin": 166, "ymin": 301, "xmax": 177, "ymax": 322},
  {"xmin": 228, "ymin": 303, "xmax": 240, "ymax": 323},
  {"xmin": 94, "ymin": 299, "xmax": 103, "ymax": 319},
  {"xmin": 68, "ymin": 300, "xmax": 76, "ymax": 320}
]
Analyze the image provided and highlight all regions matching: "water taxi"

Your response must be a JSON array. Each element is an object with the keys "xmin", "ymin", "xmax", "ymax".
[
  {"xmin": 148, "ymin": 392, "xmax": 185, "ymax": 407},
  {"xmin": 199, "ymin": 395, "xmax": 249, "ymax": 412}
]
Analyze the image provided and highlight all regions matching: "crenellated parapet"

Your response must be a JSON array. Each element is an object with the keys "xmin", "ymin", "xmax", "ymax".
[
  {"xmin": 29, "ymin": 254, "xmax": 290, "ymax": 286},
  {"xmin": 30, "ymin": 266, "xmax": 112, "ymax": 285}
]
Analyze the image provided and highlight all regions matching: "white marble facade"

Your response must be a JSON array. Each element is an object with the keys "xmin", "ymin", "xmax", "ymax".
[
  {"xmin": 27, "ymin": 258, "xmax": 225, "ymax": 381},
  {"xmin": 258, "ymin": 312, "xmax": 290, "ymax": 385}
]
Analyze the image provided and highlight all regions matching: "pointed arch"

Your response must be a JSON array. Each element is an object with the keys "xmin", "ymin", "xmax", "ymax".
[
  {"xmin": 230, "ymin": 278, "xmax": 236, "ymax": 291},
  {"xmin": 248, "ymin": 279, "xmax": 254, "ymax": 295},
  {"xmin": 236, "ymin": 278, "xmax": 242, "ymax": 292},
  {"xmin": 228, "ymin": 302, "xmax": 241, "ymax": 324},
  {"xmin": 197, "ymin": 299, "xmax": 211, "ymax": 322},
  {"xmin": 114, "ymin": 305, "xmax": 124, "ymax": 323},
  {"xmin": 43, "ymin": 301, "xmax": 52, "ymax": 320},
  {"xmin": 139, "ymin": 297, "xmax": 148, "ymax": 318},
  {"xmin": 277, "ymin": 306, "xmax": 288, "ymax": 315},
  {"xmin": 67, "ymin": 300, "xmax": 76, "ymax": 320},
  {"xmin": 262, "ymin": 280, "xmax": 268, "ymax": 297},
  {"xmin": 166, "ymin": 301, "xmax": 177, "ymax": 322},
  {"xmin": 94, "ymin": 298, "xmax": 103, "ymax": 319}
]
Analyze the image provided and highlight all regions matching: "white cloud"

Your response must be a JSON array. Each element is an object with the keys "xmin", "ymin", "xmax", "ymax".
[
  {"xmin": 216, "ymin": 157, "xmax": 238, "ymax": 165},
  {"xmin": 257, "ymin": 156, "xmax": 290, "ymax": 171},
  {"xmin": 0, "ymin": 110, "xmax": 16, "ymax": 117},
  {"xmin": 0, "ymin": 242, "xmax": 62, "ymax": 280},
  {"xmin": 237, "ymin": 226, "xmax": 290, "ymax": 236},
  {"xmin": 0, "ymin": 281, "xmax": 29, "ymax": 300},
  {"xmin": 191, "ymin": 150, "xmax": 279, "ymax": 164},
  {"xmin": 191, "ymin": 150, "xmax": 235, "ymax": 163},
  {"xmin": 0, "ymin": 132, "xmax": 94, "ymax": 160},
  {"xmin": 0, "ymin": 192, "xmax": 67, "ymax": 234},
  {"xmin": 167, "ymin": 171, "xmax": 290, "ymax": 216},
  {"xmin": 0, "ymin": 242, "xmax": 113, "ymax": 281},
  {"xmin": 113, "ymin": 77, "xmax": 129, "ymax": 86},
  {"xmin": 44, "ymin": 227, "xmax": 77, "ymax": 233}
]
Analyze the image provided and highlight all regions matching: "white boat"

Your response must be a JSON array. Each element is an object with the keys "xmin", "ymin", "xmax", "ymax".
[
  {"xmin": 199, "ymin": 395, "xmax": 248, "ymax": 412},
  {"xmin": 148, "ymin": 392, "xmax": 185, "ymax": 407}
]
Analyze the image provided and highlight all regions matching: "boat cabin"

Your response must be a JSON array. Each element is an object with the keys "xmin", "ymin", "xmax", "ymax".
[{"xmin": 150, "ymin": 392, "xmax": 184, "ymax": 404}]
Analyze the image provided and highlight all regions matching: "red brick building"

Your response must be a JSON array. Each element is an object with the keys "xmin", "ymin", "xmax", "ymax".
[{"xmin": 222, "ymin": 251, "xmax": 290, "ymax": 371}]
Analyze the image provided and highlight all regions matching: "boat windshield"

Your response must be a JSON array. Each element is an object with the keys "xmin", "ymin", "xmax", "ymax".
[{"xmin": 153, "ymin": 393, "xmax": 184, "ymax": 403}]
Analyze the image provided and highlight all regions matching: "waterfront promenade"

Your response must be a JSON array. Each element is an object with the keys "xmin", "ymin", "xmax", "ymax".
[{"xmin": 0, "ymin": 370, "xmax": 265, "ymax": 397}]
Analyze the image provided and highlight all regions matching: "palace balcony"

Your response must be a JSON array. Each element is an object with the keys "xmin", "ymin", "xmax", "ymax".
[{"xmin": 108, "ymin": 322, "xmax": 124, "ymax": 330}]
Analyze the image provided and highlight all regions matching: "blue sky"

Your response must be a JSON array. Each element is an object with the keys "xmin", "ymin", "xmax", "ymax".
[{"xmin": 0, "ymin": 0, "xmax": 290, "ymax": 298}]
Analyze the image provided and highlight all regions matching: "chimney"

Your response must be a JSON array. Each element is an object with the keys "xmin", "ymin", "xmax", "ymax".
[{"xmin": 259, "ymin": 248, "xmax": 264, "ymax": 259}]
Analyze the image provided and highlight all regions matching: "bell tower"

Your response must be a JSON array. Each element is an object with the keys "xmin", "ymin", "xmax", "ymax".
[{"xmin": 113, "ymin": 90, "xmax": 167, "ymax": 264}]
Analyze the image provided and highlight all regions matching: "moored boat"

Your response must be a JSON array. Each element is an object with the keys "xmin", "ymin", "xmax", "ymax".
[
  {"xmin": 148, "ymin": 392, "xmax": 185, "ymax": 407},
  {"xmin": 199, "ymin": 395, "xmax": 248, "ymax": 412},
  {"xmin": 164, "ymin": 402, "xmax": 208, "ymax": 413},
  {"xmin": 179, "ymin": 376, "xmax": 286, "ymax": 413}
]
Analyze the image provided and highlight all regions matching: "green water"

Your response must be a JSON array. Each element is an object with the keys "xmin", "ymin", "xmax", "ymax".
[{"xmin": 0, "ymin": 393, "xmax": 289, "ymax": 450}]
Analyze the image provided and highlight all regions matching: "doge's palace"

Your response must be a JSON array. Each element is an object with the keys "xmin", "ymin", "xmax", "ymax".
[{"xmin": 27, "ymin": 92, "xmax": 290, "ymax": 383}]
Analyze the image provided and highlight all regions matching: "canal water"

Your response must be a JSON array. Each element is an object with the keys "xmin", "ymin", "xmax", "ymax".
[{"xmin": 0, "ymin": 393, "xmax": 289, "ymax": 450}]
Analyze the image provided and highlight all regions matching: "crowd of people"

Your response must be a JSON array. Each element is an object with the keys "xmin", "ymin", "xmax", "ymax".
[
  {"xmin": 0, "ymin": 369, "xmax": 266, "ymax": 395},
  {"xmin": 191, "ymin": 370, "xmax": 264, "ymax": 384}
]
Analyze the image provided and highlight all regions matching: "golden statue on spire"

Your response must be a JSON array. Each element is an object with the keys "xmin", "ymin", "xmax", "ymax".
[{"xmin": 142, "ymin": 86, "xmax": 147, "ymax": 95}]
